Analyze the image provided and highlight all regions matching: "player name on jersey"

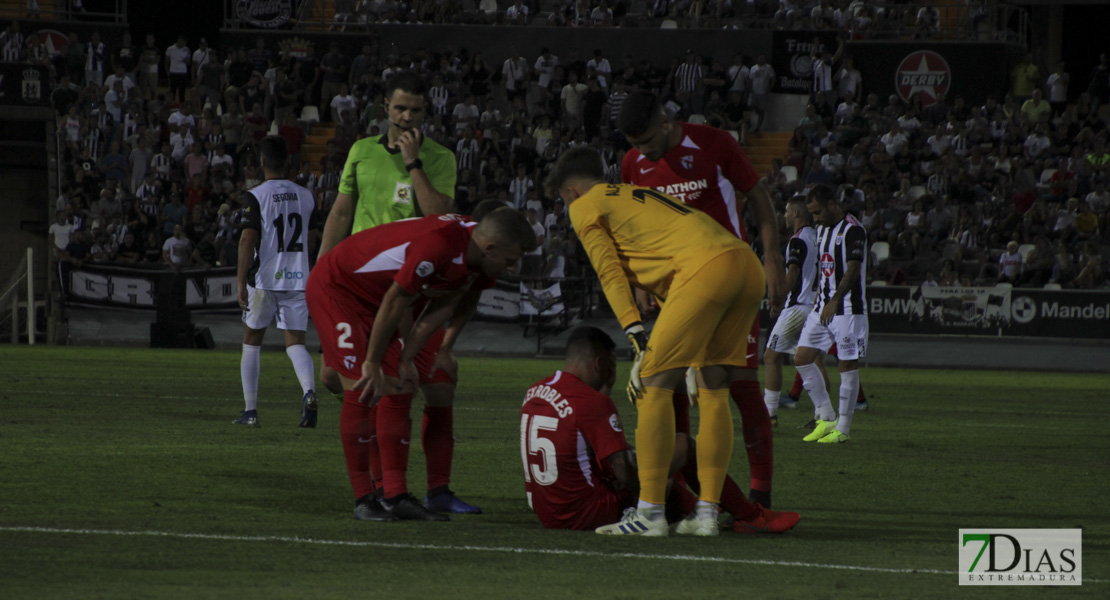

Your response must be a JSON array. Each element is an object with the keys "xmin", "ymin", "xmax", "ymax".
[{"xmin": 524, "ymin": 383, "xmax": 573, "ymax": 418}]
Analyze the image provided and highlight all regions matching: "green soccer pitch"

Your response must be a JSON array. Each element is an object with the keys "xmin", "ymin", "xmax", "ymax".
[{"xmin": 0, "ymin": 346, "xmax": 1106, "ymax": 599}]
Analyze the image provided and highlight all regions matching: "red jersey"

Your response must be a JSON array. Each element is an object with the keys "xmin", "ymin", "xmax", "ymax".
[
  {"xmin": 521, "ymin": 371, "xmax": 631, "ymax": 530},
  {"xmin": 309, "ymin": 214, "xmax": 494, "ymax": 313},
  {"xmin": 622, "ymin": 122, "xmax": 760, "ymax": 241}
]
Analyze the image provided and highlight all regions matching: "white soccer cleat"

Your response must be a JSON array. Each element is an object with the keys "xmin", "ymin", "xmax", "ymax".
[
  {"xmin": 674, "ymin": 507, "xmax": 720, "ymax": 537},
  {"xmin": 595, "ymin": 507, "xmax": 669, "ymax": 537}
]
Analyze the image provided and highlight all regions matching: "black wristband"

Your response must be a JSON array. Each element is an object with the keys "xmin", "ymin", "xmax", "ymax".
[{"xmin": 405, "ymin": 158, "xmax": 423, "ymax": 172}]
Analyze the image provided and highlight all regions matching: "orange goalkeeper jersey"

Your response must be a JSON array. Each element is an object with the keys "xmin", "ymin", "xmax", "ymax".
[{"xmin": 569, "ymin": 183, "xmax": 751, "ymax": 329}]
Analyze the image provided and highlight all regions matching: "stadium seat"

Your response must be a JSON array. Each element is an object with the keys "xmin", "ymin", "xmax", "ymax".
[
  {"xmin": 661, "ymin": 19, "xmax": 678, "ymax": 28},
  {"xmin": 871, "ymin": 241, "xmax": 891, "ymax": 264},
  {"xmin": 1017, "ymin": 243, "xmax": 1035, "ymax": 261},
  {"xmin": 300, "ymin": 105, "xmax": 321, "ymax": 124},
  {"xmin": 908, "ymin": 185, "xmax": 927, "ymax": 201},
  {"xmin": 781, "ymin": 165, "xmax": 798, "ymax": 183},
  {"xmin": 688, "ymin": 113, "xmax": 706, "ymax": 124},
  {"xmin": 479, "ymin": 0, "xmax": 497, "ymax": 14},
  {"xmin": 1043, "ymin": 282, "xmax": 1062, "ymax": 290}
]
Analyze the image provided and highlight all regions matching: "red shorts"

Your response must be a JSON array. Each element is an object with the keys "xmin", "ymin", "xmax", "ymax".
[
  {"xmin": 307, "ymin": 285, "xmax": 453, "ymax": 385},
  {"xmin": 534, "ymin": 486, "xmax": 633, "ymax": 531}
]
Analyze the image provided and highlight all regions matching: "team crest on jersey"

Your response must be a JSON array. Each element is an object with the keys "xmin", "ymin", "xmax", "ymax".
[
  {"xmin": 681, "ymin": 155, "xmax": 693, "ymax": 170},
  {"xmin": 609, "ymin": 414, "xmax": 623, "ymax": 432},
  {"xmin": 393, "ymin": 181, "xmax": 413, "ymax": 205},
  {"xmin": 343, "ymin": 355, "xmax": 356, "ymax": 370},
  {"xmin": 416, "ymin": 261, "xmax": 434, "ymax": 277}
]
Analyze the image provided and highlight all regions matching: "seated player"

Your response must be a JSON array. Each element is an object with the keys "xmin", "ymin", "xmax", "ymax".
[
  {"xmin": 521, "ymin": 326, "xmax": 801, "ymax": 534},
  {"xmin": 308, "ymin": 207, "xmax": 537, "ymax": 521}
]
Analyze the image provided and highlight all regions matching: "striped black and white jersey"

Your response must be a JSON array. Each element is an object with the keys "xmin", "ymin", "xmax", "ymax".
[
  {"xmin": 785, "ymin": 225, "xmax": 818, "ymax": 308},
  {"xmin": 814, "ymin": 214, "xmax": 867, "ymax": 315},
  {"xmin": 241, "ymin": 179, "xmax": 316, "ymax": 292}
]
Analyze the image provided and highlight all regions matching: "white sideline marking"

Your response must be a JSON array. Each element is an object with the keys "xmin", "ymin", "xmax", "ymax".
[
  {"xmin": 1, "ymin": 527, "xmax": 1104, "ymax": 582},
  {"xmin": 0, "ymin": 525, "xmax": 937, "ymax": 576}
]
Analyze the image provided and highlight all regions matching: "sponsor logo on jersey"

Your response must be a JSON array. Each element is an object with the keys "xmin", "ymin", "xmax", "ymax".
[
  {"xmin": 655, "ymin": 179, "xmax": 706, "ymax": 203},
  {"xmin": 274, "ymin": 268, "xmax": 304, "ymax": 280},
  {"xmin": 820, "ymin": 252, "xmax": 835, "ymax": 277},
  {"xmin": 895, "ymin": 50, "xmax": 951, "ymax": 107},
  {"xmin": 639, "ymin": 167, "xmax": 654, "ymax": 174}
]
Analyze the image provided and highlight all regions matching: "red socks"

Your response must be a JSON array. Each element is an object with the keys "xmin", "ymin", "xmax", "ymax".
[
  {"xmin": 339, "ymin": 390, "xmax": 375, "ymax": 500},
  {"xmin": 376, "ymin": 393, "xmax": 414, "ymax": 498},
  {"xmin": 789, "ymin": 371, "xmax": 804, "ymax": 398},
  {"xmin": 421, "ymin": 406, "xmax": 455, "ymax": 491},
  {"xmin": 730, "ymin": 378, "xmax": 774, "ymax": 494}
]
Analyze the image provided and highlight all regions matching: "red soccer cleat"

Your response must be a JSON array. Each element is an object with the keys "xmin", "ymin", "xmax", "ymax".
[{"xmin": 732, "ymin": 505, "xmax": 801, "ymax": 534}]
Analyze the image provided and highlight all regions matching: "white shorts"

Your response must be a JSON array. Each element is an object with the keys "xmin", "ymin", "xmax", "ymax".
[
  {"xmin": 798, "ymin": 311, "xmax": 869, "ymax": 360},
  {"xmin": 765, "ymin": 303, "xmax": 811, "ymax": 354},
  {"xmin": 243, "ymin": 286, "xmax": 309, "ymax": 331}
]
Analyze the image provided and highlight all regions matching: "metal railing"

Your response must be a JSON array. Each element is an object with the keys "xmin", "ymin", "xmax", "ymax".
[{"xmin": 4, "ymin": 0, "xmax": 128, "ymax": 24}]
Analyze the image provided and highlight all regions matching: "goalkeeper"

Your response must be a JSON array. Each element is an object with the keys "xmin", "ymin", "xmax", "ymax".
[{"xmin": 547, "ymin": 147, "xmax": 769, "ymax": 537}]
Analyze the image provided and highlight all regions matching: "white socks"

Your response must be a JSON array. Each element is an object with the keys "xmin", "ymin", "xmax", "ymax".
[
  {"xmin": 797, "ymin": 362, "xmax": 836, "ymax": 422},
  {"xmin": 240, "ymin": 344, "xmax": 261, "ymax": 411},
  {"xmin": 837, "ymin": 369, "xmax": 860, "ymax": 435},
  {"xmin": 637, "ymin": 500, "xmax": 665, "ymax": 522},
  {"xmin": 763, "ymin": 388, "xmax": 780, "ymax": 416},
  {"xmin": 285, "ymin": 344, "xmax": 316, "ymax": 394},
  {"xmin": 695, "ymin": 500, "xmax": 719, "ymax": 521}
]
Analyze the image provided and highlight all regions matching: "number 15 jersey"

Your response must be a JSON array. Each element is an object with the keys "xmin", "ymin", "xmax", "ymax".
[{"xmin": 241, "ymin": 178, "xmax": 317, "ymax": 292}]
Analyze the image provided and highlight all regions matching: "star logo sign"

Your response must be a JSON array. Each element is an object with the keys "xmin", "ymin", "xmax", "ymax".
[
  {"xmin": 895, "ymin": 51, "xmax": 951, "ymax": 107},
  {"xmin": 820, "ymin": 252, "xmax": 835, "ymax": 277}
]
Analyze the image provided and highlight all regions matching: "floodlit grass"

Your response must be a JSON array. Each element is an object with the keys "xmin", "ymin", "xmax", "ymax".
[{"xmin": 0, "ymin": 346, "xmax": 1107, "ymax": 599}]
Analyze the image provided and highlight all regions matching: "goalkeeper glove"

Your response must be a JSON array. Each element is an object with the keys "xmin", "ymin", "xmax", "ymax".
[
  {"xmin": 625, "ymin": 322, "xmax": 648, "ymax": 404},
  {"xmin": 685, "ymin": 366, "xmax": 699, "ymax": 406}
]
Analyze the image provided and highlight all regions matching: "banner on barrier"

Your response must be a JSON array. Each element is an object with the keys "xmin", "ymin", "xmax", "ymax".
[
  {"xmin": 771, "ymin": 31, "xmax": 839, "ymax": 95},
  {"xmin": 60, "ymin": 263, "xmax": 240, "ymax": 311}
]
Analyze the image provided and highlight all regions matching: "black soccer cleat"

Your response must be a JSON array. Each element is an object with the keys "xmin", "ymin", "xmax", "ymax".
[
  {"xmin": 382, "ymin": 493, "xmax": 450, "ymax": 521},
  {"xmin": 354, "ymin": 495, "xmax": 396, "ymax": 522}
]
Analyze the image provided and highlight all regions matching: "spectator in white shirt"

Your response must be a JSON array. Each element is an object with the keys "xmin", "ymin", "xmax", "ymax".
[{"xmin": 997, "ymin": 241, "xmax": 1023, "ymax": 283}]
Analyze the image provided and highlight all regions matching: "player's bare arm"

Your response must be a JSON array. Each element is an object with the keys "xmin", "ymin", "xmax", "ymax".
[
  {"xmin": 820, "ymin": 259, "xmax": 861, "ymax": 325},
  {"xmin": 318, "ymin": 191, "xmax": 356, "ymax": 258},
  {"xmin": 236, "ymin": 228, "xmax": 260, "ymax": 308},
  {"xmin": 777, "ymin": 262, "xmax": 802, "ymax": 323},
  {"xmin": 745, "ymin": 181, "xmax": 786, "ymax": 316},
  {"xmin": 605, "ymin": 449, "xmax": 639, "ymax": 498},
  {"xmin": 356, "ymin": 282, "xmax": 419, "ymax": 405},
  {"xmin": 401, "ymin": 290, "xmax": 465, "ymax": 363},
  {"xmin": 397, "ymin": 128, "xmax": 454, "ymax": 216}
]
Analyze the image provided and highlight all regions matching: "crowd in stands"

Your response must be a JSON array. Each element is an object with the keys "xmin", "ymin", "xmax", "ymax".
[
  {"xmin": 4, "ymin": 20, "xmax": 1104, "ymax": 290},
  {"xmin": 320, "ymin": 0, "xmax": 997, "ymax": 37},
  {"xmin": 769, "ymin": 49, "xmax": 1108, "ymax": 289}
]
